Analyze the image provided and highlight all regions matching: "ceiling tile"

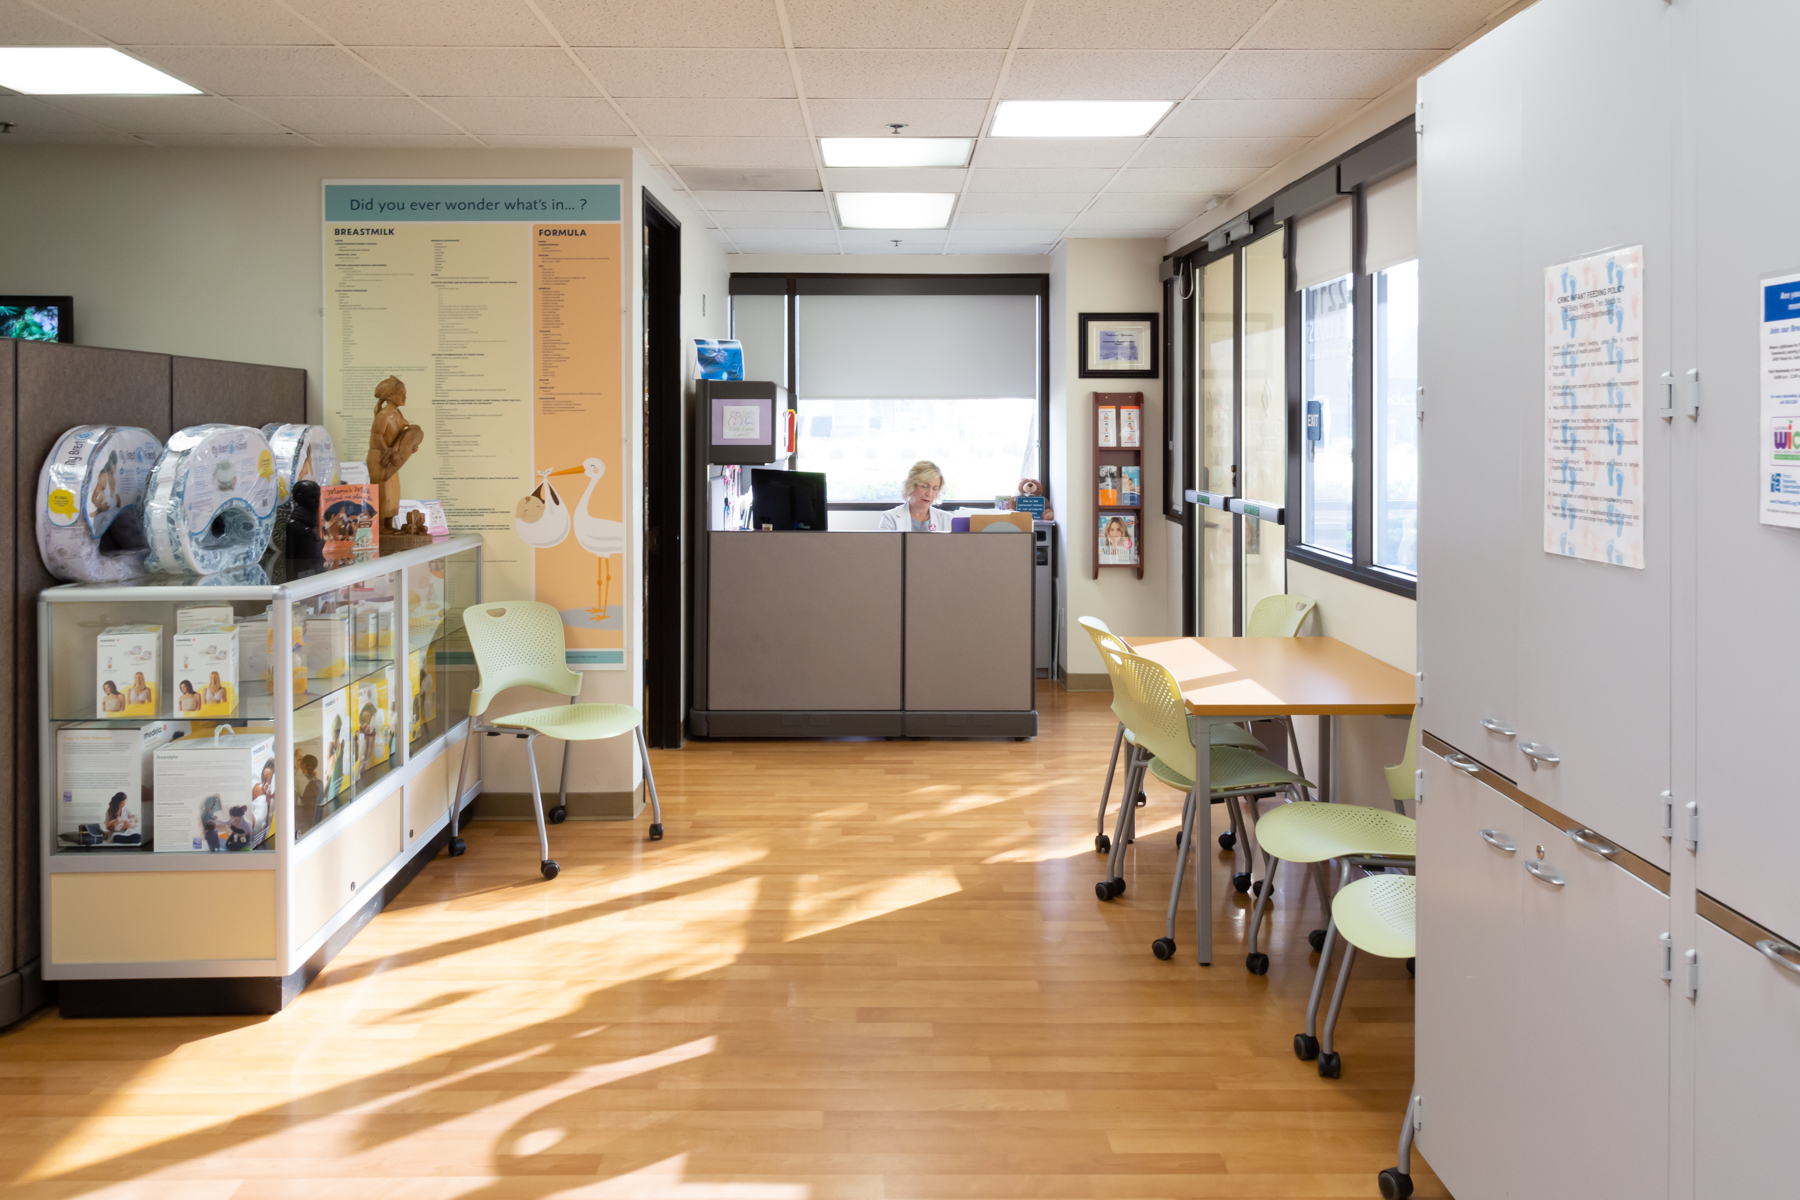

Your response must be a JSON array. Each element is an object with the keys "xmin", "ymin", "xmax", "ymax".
[
  {"xmin": 1249, "ymin": 0, "xmax": 1499, "ymax": 50},
  {"xmin": 1024, "ymin": 0, "xmax": 1267, "ymax": 49},
  {"xmin": 0, "ymin": 0, "xmax": 102, "ymax": 44},
  {"xmin": 680, "ymin": 166, "xmax": 821, "ymax": 190},
  {"xmin": 354, "ymin": 47, "xmax": 595, "ymax": 97},
  {"xmin": 840, "ymin": 230, "xmax": 948, "ymax": 251},
  {"xmin": 974, "ymin": 137, "xmax": 1141, "ymax": 169},
  {"xmin": 652, "ymin": 136, "xmax": 816, "ymax": 168},
  {"xmin": 618, "ymin": 97, "xmax": 805, "ymax": 138},
  {"xmin": 970, "ymin": 166, "xmax": 1116, "ymax": 191},
  {"xmin": 945, "ymin": 230, "xmax": 1057, "ymax": 249},
  {"xmin": 714, "ymin": 210, "xmax": 837, "ymax": 230},
  {"xmin": 138, "ymin": 132, "xmax": 310, "ymax": 147},
  {"xmin": 306, "ymin": 133, "xmax": 477, "ymax": 147},
  {"xmin": 820, "ymin": 166, "xmax": 966, "ymax": 193},
  {"xmin": 1002, "ymin": 50, "xmax": 1222, "ymax": 101},
  {"xmin": 1133, "ymin": 136, "xmax": 1307, "ymax": 168},
  {"xmin": 0, "ymin": 95, "xmax": 134, "ymax": 141},
  {"xmin": 1066, "ymin": 211, "xmax": 1179, "ymax": 233},
  {"xmin": 807, "ymin": 99, "xmax": 989, "ymax": 137},
  {"xmin": 785, "ymin": 0, "xmax": 1026, "ymax": 49},
  {"xmin": 728, "ymin": 230, "xmax": 842, "ymax": 253},
  {"xmin": 538, "ymin": 0, "xmax": 783, "ymax": 48},
  {"xmin": 950, "ymin": 212, "xmax": 1072, "ymax": 231},
  {"xmin": 44, "ymin": 95, "xmax": 283, "ymax": 134},
  {"xmin": 236, "ymin": 95, "xmax": 459, "ymax": 135},
  {"xmin": 1199, "ymin": 49, "xmax": 1439, "ymax": 99},
  {"xmin": 1091, "ymin": 191, "xmax": 1217, "ymax": 217},
  {"xmin": 482, "ymin": 134, "xmax": 641, "ymax": 147},
  {"xmin": 579, "ymin": 48, "xmax": 796, "ymax": 98},
  {"xmin": 958, "ymin": 190, "xmax": 1088, "ymax": 213},
  {"xmin": 693, "ymin": 190, "xmax": 829, "ymax": 212},
  {"xmin": 46, "ymin": 0, "xmax": 322, "ymax": 45},
  {"xmin": 429, "ymin": 96, "xmax": 632, "ymax": 136},
  {"xmin": 1159, "ymin": 97, "xmax": 1352, "ymax": 139},
  {"xmin": 132, "ymin": 46, "xmax": 400, "ymax": 96},
  {"xmin": 1111, "ymin": 166, "xmax": 1261, "ymax": 192},
  {"xmin": 797, "ymin": 50, "xmax": 1003, "ymax": 100},
  {"xmin": 289, "ymin": 0, "xmax": 553, "ymax": 46}
]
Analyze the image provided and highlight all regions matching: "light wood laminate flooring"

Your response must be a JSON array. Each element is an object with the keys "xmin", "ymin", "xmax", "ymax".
[{"xmin": 1, "ymin": 683, "xmax": 1445, "ymax": 1198}]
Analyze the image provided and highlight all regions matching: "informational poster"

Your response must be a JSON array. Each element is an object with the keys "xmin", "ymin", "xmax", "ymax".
[
  {"xmin": 1759, "ymin": 272, "xmax": 1800, "ymax": 528},
  {"xmin": 1544, "ymin": 245, "xmax": 1644, "ymax": 569},
  {"xmin": 323, "ymin": 180, "xmax": 624, "ymax": 668}
]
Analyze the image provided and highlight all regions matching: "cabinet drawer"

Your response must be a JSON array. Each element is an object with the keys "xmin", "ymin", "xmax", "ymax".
[{"xmin": 293, "ymin": 791, "xmax": 402, "ymax": 949}]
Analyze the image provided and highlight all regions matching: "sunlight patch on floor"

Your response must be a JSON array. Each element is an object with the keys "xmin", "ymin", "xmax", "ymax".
[{"xmin": 783, "ymin": 867, "xmax": 963, "ymax": 942}]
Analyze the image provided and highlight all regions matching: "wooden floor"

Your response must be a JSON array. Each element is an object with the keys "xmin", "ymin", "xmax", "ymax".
[{"xmin": 1, "ymin": 683, "xmax": 1445, "ymax": 1199}]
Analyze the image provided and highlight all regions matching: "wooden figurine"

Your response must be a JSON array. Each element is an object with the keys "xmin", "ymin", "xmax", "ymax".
[{"xmin": 366, "ymin": 376, "xmax": 424, "ymax": 528}]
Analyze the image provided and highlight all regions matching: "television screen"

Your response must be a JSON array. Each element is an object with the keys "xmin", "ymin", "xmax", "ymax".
[{"xmin": 0, "ymin": 296, "xmax": 74, "ymax": 343}]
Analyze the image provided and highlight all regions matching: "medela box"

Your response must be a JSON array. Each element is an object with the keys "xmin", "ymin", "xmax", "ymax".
[
  {"xmin": 306, "ymin": 612, "xmax": 351, "ymax": 679},
  {"xmin": 56, "ymin": 720, "xmax": 186, "ymax": 847},
  {"xmin": 153, "ymin": 728, "xmax": 276, "ymax": 852},
  {"xmin": 175, "ymin": 603, "xmax": 233, "ymax": 633},
  {"xmin": 172, "ymin": 625, "xmax": 239, "ymax": 718},
  {"xmin": 353, "ymin": 599, "xmax": 393, "ymax": 652},
  {"xmin": 97, "ymin": 625, "xmax": 161, "ymax": 718}
]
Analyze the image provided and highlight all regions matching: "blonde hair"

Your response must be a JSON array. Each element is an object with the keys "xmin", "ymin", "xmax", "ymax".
[{"xmin": 903, "ymin": 460, "xmax": 945, "ymax": 500}]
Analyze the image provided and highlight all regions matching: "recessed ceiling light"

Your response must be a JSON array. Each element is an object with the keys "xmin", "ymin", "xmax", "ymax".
[
  {"xmin": 0, "ymin": 47, "xmax": 200, "ymax": 95},
  {"xmin": 990, "ymin": 100, "xmax": 1172, "ymax": 138},
  {"xmin": 836, "ymin": 192, "xmax": 956, "ymax": 229},
  {"xmin": 820, "ymin": 137, "xmax": 974, "ymax": 168}
]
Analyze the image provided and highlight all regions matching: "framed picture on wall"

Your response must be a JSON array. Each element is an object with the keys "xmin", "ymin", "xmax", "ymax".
[{"xmin": 1079, "ymin": 312, "xmax": 1158, "ymax": 379}]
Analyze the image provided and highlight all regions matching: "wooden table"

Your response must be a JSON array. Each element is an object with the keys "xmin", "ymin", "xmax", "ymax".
[{"xmin": 1124, "ymin": 636, "xmax": 1416, "ymax": 965}]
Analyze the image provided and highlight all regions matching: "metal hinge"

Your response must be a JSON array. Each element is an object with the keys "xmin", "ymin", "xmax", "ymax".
[
  {"xmin": 1685, "ymin": 949, "xmax": 1699, "ymax": 999},
  {"xmin": 1686, "ymin": 800, "xmax": 1699, "ymax": 851},
  {"xmin": 1661, "ymin": 790, "xmax": 1674, "ymax": 838},
  {"xmin": 1659, "ymin": 368, "xmax": 1700, "ymax": 420},
  {"xmin": 1415, "ymin": 670, "xmax": 1425, "ymax": 706},
  {"xmin": 1416, "ymin": 103, "xmax": 1424, "ymax": 136},
  {"xmin": 1417, "ymin": 385, "xmax": 1425, "ymax": 421},
  {"xmin": 1413, "ymin": 1094, "xmax": 1424, "ymax": 1132},
  {"xmin": 1661, "ymin": 932, "xmax": 1674, "ymax": 981},
  {"xmin": 1415, "ymin": 767, "xmax": 1425, "ymax": 805}
]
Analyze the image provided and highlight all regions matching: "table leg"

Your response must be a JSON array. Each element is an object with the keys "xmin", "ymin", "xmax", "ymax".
[
  {"xmin": 1319, "ymin": 714, "xmax": 1335, "ymax": 804},
  {"xmin": 1194, "ymin": 719, "xmax": 1212, "ymax": 966}
]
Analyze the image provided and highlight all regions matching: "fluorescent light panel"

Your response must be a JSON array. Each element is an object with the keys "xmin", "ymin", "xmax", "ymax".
[
  {"xmin": 820, "ymin": 137, "xmax": 973, "ymax": 168},
  {"xmin": 0, "ymin": 46, "xmax": 200, "ymax": 94},
  {"xmin": 836, "ymin": 192, "xmax": 956, "ymax": 229},
  {"xmin": 990, "ymin": 100, "xmax": 1171, "ymax": 138}
]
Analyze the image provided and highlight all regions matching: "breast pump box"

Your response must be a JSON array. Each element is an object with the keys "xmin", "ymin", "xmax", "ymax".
[
  {"xmin": 153, "ymin": 728, "xmax": 276, "ymax": 852},
  {"xmin": 97, "ymin": 625, "xmax": 162, "ymax": 718},
  {"xmin": 307, "ymin": 611, "xmax": 351, "ymax": 679},
  {"xmin": 56, "ymin": 720, "xmax": 186, "ymax": 847},
  {"xmin": 172, "ymin": 626, "xmax": 239, "ymax": 718}
]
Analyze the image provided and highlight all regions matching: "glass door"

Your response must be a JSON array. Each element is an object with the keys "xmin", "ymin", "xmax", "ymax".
[
  {"xmin": 1197, "ymin": 255, "xmax": 1235, "ymax": 635},
  {"xmin": 1240, "ymin": 230, "xmax": 1288, "ymax": 622}
]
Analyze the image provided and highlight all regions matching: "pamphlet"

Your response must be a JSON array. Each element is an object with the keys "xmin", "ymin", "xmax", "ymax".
[
  {"xmin": 1120, "ymin": 465, "xmax": 1142, "ymax": 507},
  {"xmin": 1098, "ymin": 407, "xmax": 1118, "ymax": 447},
  {"xmin": 1119, "ymin": 405, "xmax": 1142, "ymax": 447},
  {"xmin": 1098, "ymin": 465, "xmax": 1120, "ymax": 506}
]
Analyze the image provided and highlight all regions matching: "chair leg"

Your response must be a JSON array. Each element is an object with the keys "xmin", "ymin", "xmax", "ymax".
[
  {"xmin": 523, "ymin": 733, "xmax": 558, "ymax": 879},
  {"xmin": 634, "ymin": 724, "xmax": 665, "ymax": 840},
  {"xmin": 1284, "ymin": 717, "xmax": 1312, "ymax": 801},
  {"xmin": 1104, "ymin": 754, "xmax": 1142, "ymax": 883},
  {"xmin": 1304, "ymin": 917, "xmax": 1339, "ymax": 1040},
  {"xmin": 1319, "ymin": 942, "xmax": 1359, "ymax": 1072},
  {"xmin": 1096, "ymin": 722, "xmax": 1125, "ymax": 844},
  {"xmin": 1247, "ymin": 849, "xmax": 1278, "ymax": 959},
  {"xmin": 1161, "ymin": 786, "xmax": 1199, "ymax": 945},
  {"xmin": 448, "ymin": 725, "xmax": 475, "ymax": 856}
]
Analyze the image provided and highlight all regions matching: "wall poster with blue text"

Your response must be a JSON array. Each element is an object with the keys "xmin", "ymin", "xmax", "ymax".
[
  {"xmin": 1544, "ymin": 245, "xmax": 1644, "ymax": 569},
  {"xmin": 1759, "ymin": 271, "xmax": 1800, "ymax": 528}
]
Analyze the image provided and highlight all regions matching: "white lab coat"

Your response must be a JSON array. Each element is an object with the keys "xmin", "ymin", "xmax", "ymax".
[{"xmin": 877, "ymin": 503, "xmax": 954, "ymax": 532}]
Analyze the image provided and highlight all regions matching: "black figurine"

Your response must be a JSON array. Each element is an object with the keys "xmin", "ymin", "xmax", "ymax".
[{"xmin": 287, "ymin": 479, "xmax": 324, "ymax": 561}]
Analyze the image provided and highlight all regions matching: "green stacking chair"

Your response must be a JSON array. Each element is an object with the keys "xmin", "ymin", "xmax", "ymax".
[
  {"xmin": 1245, "ymin": 593, "xmax": 1317, "ymax": 796},
  {"xmin": 1310, "ymin": 873, "xmax": 1416, "ymax": 1080}
]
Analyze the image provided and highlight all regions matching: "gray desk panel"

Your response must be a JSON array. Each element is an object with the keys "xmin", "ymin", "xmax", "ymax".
[
  {"xmin": 904, "ymin": 532, "xmax": 1033, "ymax": 712},
  {"xmin": 708, "ymin": 532, "xmax": 902, "ymax": 710}
]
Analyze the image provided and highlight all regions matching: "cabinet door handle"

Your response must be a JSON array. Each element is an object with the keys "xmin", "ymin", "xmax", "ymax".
[
  {"xmin": 1566, "ymin": 827, "xmax": 1618, "ymax": 857},
  {"xmin": 1524, "ymin": 859, "xmax": 1564, "ymax": 887},
  {"xmin": 1756, "ymin": 939, "xmax": 1800, "ymax": 977},
  {"xmin": 1480, "ymin": 718, "xmax": 1516, "ymax": 739},
  {"xmin": 1520, "ymin": 742, "xmax": 1560, "ymax": 770},
  {"xmin": 1445, "ymin": 752, "xmax": 1481, "ymax": 775},
  {"xmin": 1479, "ymin": 828, "xmax": 1517, "ymax": 853}
]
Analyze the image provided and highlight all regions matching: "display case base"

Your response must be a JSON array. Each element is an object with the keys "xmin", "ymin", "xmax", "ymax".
[{"xmin": 689, "ymin": 710, "xmax": 1037, "ymax": 739}]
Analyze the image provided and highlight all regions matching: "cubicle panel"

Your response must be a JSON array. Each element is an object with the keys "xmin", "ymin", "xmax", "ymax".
[
  {"xmin": 904, "ymin": 533, "xmax": 1033, "ymax": 712},
  {"xmin": 707, "ymin": 532, "xmax": 902, "ymax": 710},
  {"xmin": 0, "ymin": 336, "xmax": 14, "ymax": 989},
  {"xmin": 171, "ymin": 356, "xmax": 306, "ymax": 430}
]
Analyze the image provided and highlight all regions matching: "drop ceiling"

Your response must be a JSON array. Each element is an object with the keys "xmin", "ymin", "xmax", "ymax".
[{"xmin": 0, "ymin": 0, "xmax": 1511, "ymax": 255}]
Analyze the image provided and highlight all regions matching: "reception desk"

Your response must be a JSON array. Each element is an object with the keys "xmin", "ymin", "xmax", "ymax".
[{"xmin": 690, "ymin": 531, "xmax": 1037, "ymax": 738}]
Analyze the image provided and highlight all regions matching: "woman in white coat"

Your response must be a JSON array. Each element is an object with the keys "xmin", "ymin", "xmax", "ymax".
[{"xmin": 877, "ymin": 460, "xmax": 953, "ymax": 532}]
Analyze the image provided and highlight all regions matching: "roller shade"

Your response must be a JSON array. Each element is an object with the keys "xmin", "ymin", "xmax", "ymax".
[
  {"xmin": 1295, "ymin": 197, "xmax": 1353, "ymax": 291},
  {"xmin": 797, "ymin": 293, "xmax": 1039, "ymax": 399},
  {"xmin": 1365, "ymin": 167, "xmax": 1418, "ymax": 275},
  {"xmin": 730, "ymin": 292, "xmax": 788, "ymax": 387}
]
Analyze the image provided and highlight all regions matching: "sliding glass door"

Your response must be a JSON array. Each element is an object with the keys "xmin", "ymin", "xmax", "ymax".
[
  {"xmin": 1198, "ymin": 255, "xmax": 1235, "ymax": 635},
  {"xmin": 1240, "ymin": 230, "xmax": 1288, "ymax": 621}
]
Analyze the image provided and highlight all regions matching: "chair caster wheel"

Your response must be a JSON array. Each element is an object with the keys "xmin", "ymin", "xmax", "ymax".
[
  {"xmin": 1094, "ymin": 878, "xmax": 1125, "ymax": 901},
  {"xmin": 1095, "ymin": 833, "xmax": 1111, "ymax": 853},
  {"xmin": 1317, "ymin": 1051, "xmax": 1341, "ymax": 1079},
  {"xmin": 648, "ymin": 823, "xmax": 664, "ymax": 841},
  {"xmin": 1406, "ymin": 956, "xmax": 1415, "ymax": 976},
  {"xmin": 1218, "ymin": 831, "xmax": 1236, "ymax": 850},
  {"xmin": 1378, "ymin": 1168, "xmax": 1414, "ymax": 1200},
  {"xmin": 549, "ymin": 805, "xmax": 567, "ymax": 824},
  {"xmin": 1134, "ymin": 791, "xmax": 1147, "ymax": 808},
  {"xmin": 1233, "ymin": 873, "xmax": 1252, "ymax": 893},
  {"xmin": 447, "ymin": 837, "xmax": 466, "ymax": 857},
  {"xmin": 1294, "ymin": 1033, "xmax": 1319, "ymax": 1061},
  {"xmin": 1174, "ymin": 830, "xmax": 1182, "ymax": 847},
  {"xmin": 1245, "ymin": 952, "xmax": 1269, "ymax": 975},
  {"xmin": 1110, "ymin": 877, "xmax": 1126, "ymax": 898},
  {"xmin": 1152, "ymin": 937, "xmax": 1176, "ymax": 960},
  {"xmin": 1251, "ymin": 878, "xmax": 1270, "ymax": 897},
  {"xmin": 540, "ymin": 860, "xmax": 560, "ymax": 880},
  {"xmin": 1308, "ymin": 928, "xmax": 1326, "ymax": 953}
]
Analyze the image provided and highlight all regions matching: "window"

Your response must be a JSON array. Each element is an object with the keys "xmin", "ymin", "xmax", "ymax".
[
  {"xmin": 1373, "ymin": 259, "xmax": 1419, "ymax": 572},
  {"xmin": 794, "ymin": 397, "xmax": 1038, "ymax": 503},
  {"xmin": 1301, "ymin": 275, "xmax": 1355, "ymax": 558}
]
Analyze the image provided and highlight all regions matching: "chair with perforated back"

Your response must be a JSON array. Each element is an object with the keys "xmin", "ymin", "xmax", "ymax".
[
  {"xmin": 1309, "ymin": 873, "xmax": 1416, "ymax": 1081},
  {"xmin": 1099, "ymin": 646, "xmax": 1312, "ymax": 962},
  {"xmin": 1245, "ymin": 593, "xmax": 1318, "ymax": 794},
  {"xmin": 449, "ymin": 600, "xmax": 664, "ymax": 879}
]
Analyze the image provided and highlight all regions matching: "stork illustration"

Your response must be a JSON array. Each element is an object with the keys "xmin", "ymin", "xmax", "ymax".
[{"xmin": 548, "ymin": 457, "xmax": 623, "ymax": 619}]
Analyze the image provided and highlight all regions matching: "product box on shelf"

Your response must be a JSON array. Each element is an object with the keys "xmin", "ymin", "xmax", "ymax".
[
  {"xmin": 408, "ymin": 647, "xmax": 437, "ymax": 739},
  {"xmin": 238, "ymin": 613, "xmax": 270, "ymax": 684},
  {"xmin": 320, "ymin": 483, "xmax": 377, "ymax": 555},
  {"xmin": 296, "ymin": 687, "xmax": 354, "ymax": 827},
  {"xmin": 306, "ymin": 611, "xmax": 351, "ymax": 679},
  {"xmin": 172, "ymin": 626, "xmax": 239, "ymax": 718},
  {"xmin": 353, "ymin": 599, "xmax": 394, "ymax": 653},
  {"xmin": 176, "ymin": 603, "xmax": 234, "ymax": 633},
  {"xmin": 152, "ymin": 729, "xmax": 277, "ymax": 852},
  {"xmin": 56, "ymin": 720, "xmax": 187, "ymax": 848},
  {"xmin": 353, "ymin": 670, "xmax": 391, "ymax": 773},
  {"xmin": 97, "ymin": 625, "xmax": 161, "ymax": 718}
]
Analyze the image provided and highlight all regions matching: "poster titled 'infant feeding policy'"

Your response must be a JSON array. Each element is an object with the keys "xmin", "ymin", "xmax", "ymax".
[
  {"xmin": 1544, "ymin": 245, "xmax": 1644, "ymax": 569},
  {"xmin": 1759, "ymin": 272, "xmax": 1800, "ymax": 528},
  {"xmin": 323, "ymin": 180, "xmax": 624, "ymax": 668}
]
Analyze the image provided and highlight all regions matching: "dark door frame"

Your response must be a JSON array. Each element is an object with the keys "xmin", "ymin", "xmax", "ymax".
[{"xmin": 642, "ymin": 189, "xmax": 683, "ymax": 748}]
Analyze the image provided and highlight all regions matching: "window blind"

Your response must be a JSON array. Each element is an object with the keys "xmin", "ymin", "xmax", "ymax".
[
  {"xmin": 1294, "ymin": 197, "xmax": 1354, "ymax": 291},
  {"xmin": 1364, "ymin": 167, "xmax": 1418, "ymax": 275},
  {"xmin": 729, "ymin": 292, "xmax": 788, "ymax": 388},
  {"xmin": 796, "ymin": 293, "xmax": 1039, "ymax": 399}
]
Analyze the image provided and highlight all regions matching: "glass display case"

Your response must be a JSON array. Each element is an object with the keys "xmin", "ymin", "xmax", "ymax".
[{"xmin": 39, "ymin": 535, "xmax": 482, "ymax": 1015}]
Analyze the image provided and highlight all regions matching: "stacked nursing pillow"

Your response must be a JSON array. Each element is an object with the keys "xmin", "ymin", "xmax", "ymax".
[
  {"xmin": 260, "ymin": 423, "xmax": 339, "ymax": 496},
  {"xmin": 36, "ymin": 425, "xmax": 164, "ymax": 583},
  {"xmin": 143, "ymin": 424, "xmax": 280, "ymax": 575}
]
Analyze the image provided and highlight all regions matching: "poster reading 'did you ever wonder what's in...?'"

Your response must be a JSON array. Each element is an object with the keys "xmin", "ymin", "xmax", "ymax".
[{"xmin": 1544, "ymin": 245, "xmax": 1644, "ymax": 569}]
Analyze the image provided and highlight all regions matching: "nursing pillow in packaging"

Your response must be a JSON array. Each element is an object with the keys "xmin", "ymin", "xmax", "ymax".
[
  {"xmin": 260, "ymin": 423, "xmax": 339, "ymax": 496},
  {"xmin": 36, "ymin": 425, "xmax": 164, "ymax": 583},
  {"xmin": 144, "ymin": 425, "xmax": 280, "ymax": 576}
]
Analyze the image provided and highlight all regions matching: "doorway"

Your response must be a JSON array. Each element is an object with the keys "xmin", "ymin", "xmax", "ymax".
[{"xmin": 642, "ymin": 190, "xmax": 682, "ymax": 747}]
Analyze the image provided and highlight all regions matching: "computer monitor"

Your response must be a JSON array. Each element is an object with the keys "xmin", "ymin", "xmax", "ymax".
[
  {"xmin": 750, "ymin": 468, "xmax": 828, "ymax": 531},
  {"xmin": 0, "ymin": 295, "xmax": 74, "ymax": 343}
]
